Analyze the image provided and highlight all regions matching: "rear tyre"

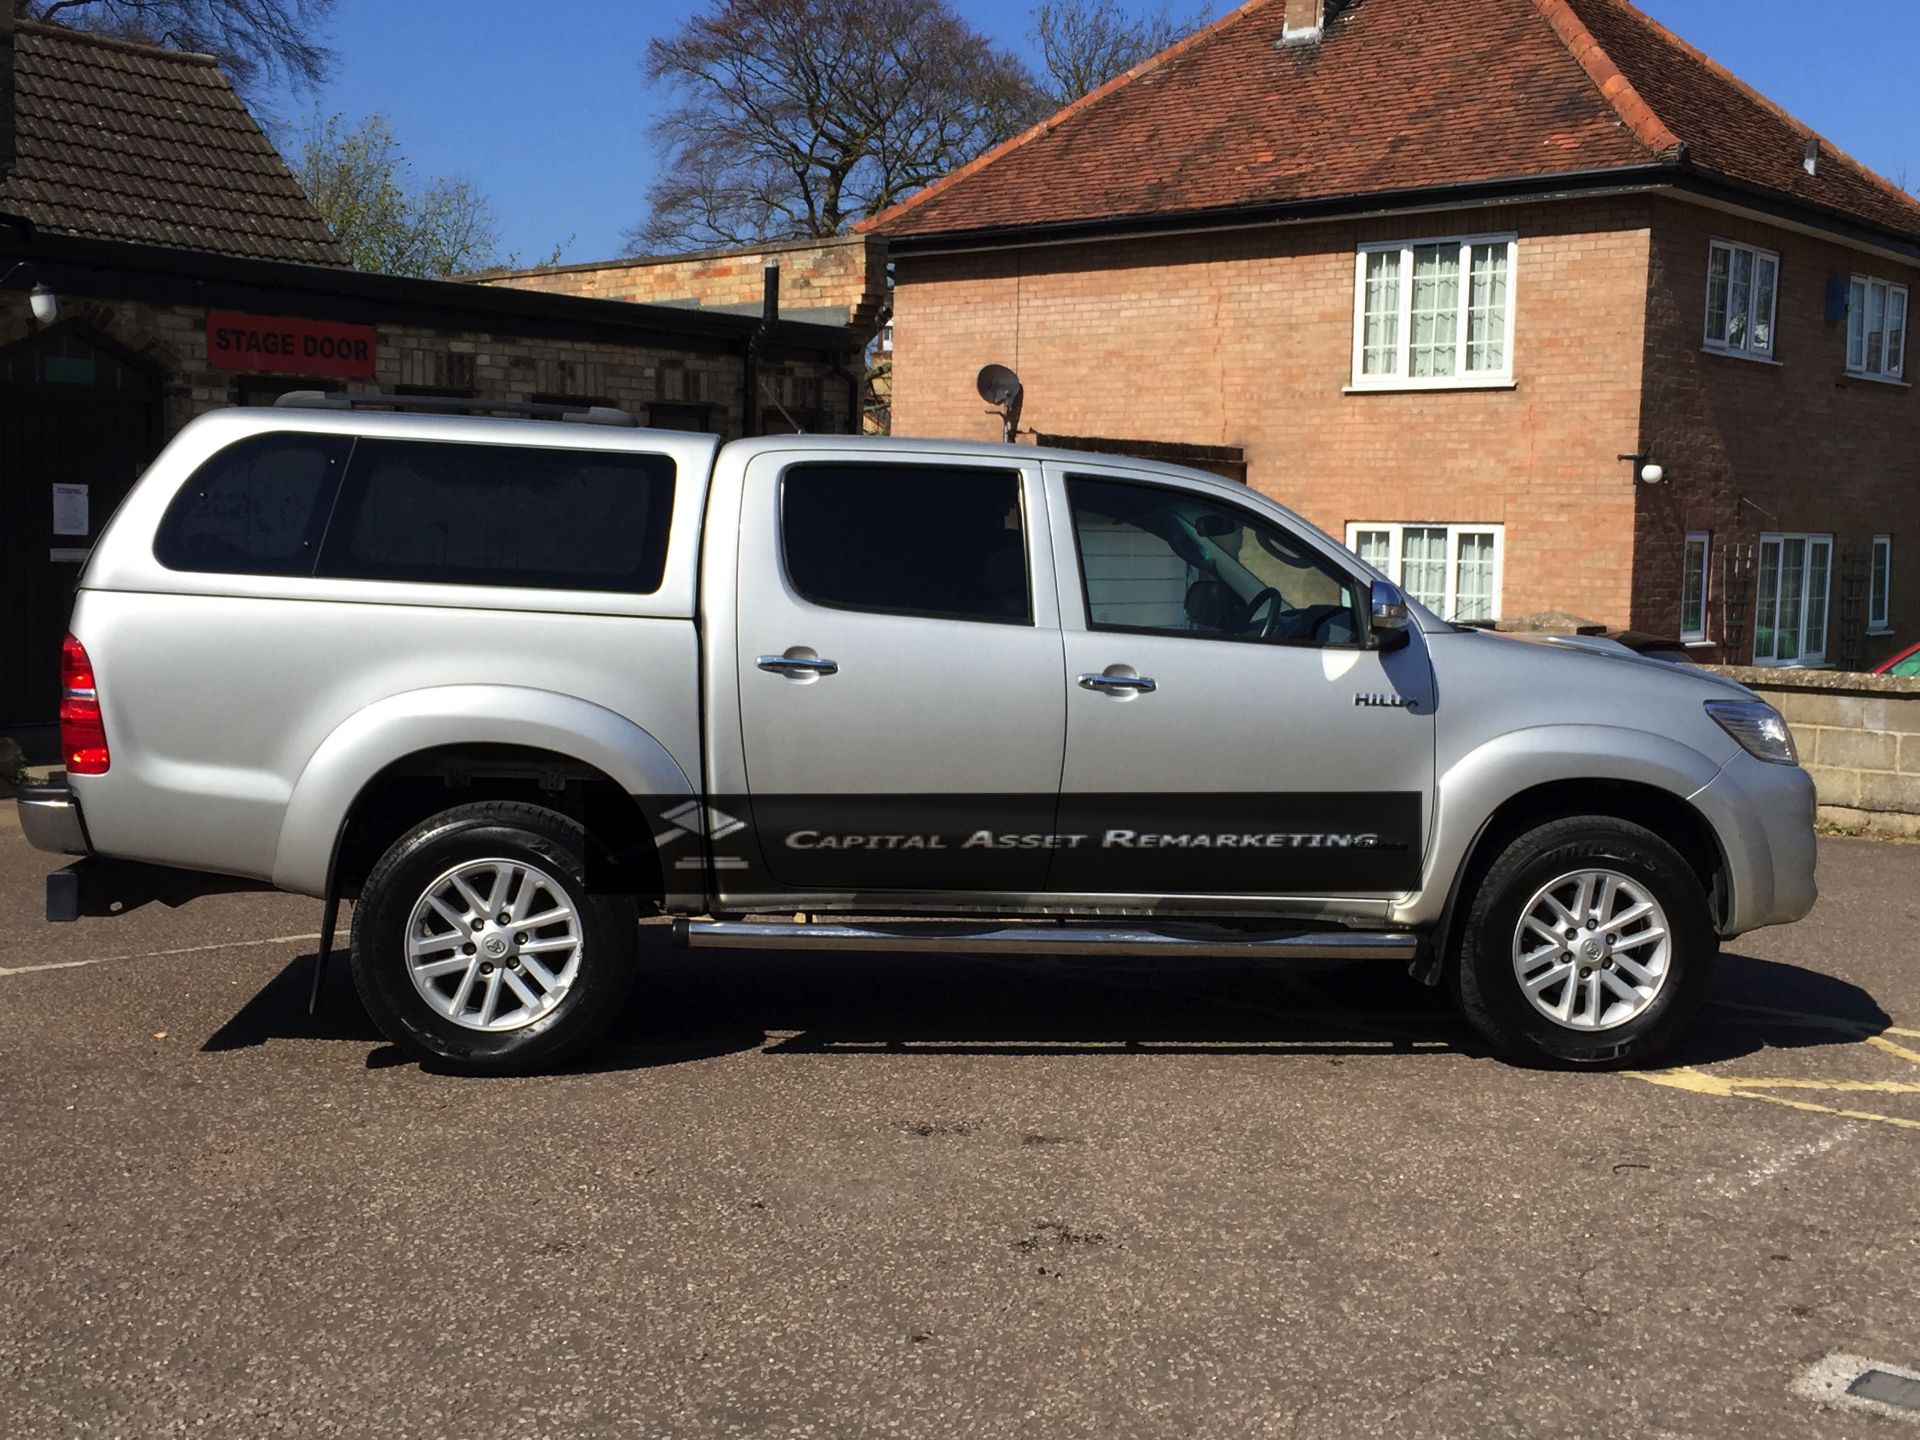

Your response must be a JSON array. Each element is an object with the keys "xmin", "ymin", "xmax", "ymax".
[
  {"xmin": 1453, "ymin": 815, "xmax": 1715, "ymax": 1069},
  {"xmin": 350, "ymin": 801, "xmax": 636, "ymax": 1073}
]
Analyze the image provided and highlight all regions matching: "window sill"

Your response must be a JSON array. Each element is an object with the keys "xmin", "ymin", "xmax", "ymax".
[
  {"xmin": 1681, "ymin": 638, "xmax": 1714, "ymax": 648},
  {"xmin": 1343, "ymin": 377, "xmax": 1517, "ymax": 395},
  {"xmin": 1701, "ymin": 346, "xmax": 1783, "ymax": 367},
  {"xmin": 1841, "ymin": 371, "xmax": 1911, "ymax": 388},
  {"xmin": 1866, "ymin": 626, "xmax": 1896, "ymax": 637},
  {"xmin": 1751, "ymin": 659, "xmax": 1835, "ymax": 671}
]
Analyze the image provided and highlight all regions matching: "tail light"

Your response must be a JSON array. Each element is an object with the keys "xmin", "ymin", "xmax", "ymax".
[{"xmin": 59, "ymin": 634, "xmax": 110, "ymax": 775}]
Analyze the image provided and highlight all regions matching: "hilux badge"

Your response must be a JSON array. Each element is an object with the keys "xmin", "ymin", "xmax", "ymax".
[{"xmin": 1353, "ymin": 692, "xmax": 1413, "ymax": 708}]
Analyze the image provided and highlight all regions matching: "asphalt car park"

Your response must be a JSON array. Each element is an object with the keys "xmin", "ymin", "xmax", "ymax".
[{"xmin": 2, "ymin": 809, "xmax": 1917, "ymax": 1438}]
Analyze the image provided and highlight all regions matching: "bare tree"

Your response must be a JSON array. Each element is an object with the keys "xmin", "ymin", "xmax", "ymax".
[
  {"xmin": 295, "ymin": 113, "xmax": 565, "ymax": 279},
  {"xmin": 1031, "ymin": 0, "xmax": 1212, "ymax": 107},
  {"xmin": 19, "ymin": 0, "xmax": 335, "ymax": 98},
  {"xmin": 632, "ymin": 0, "xmax": 1042, "ymax": 252}
]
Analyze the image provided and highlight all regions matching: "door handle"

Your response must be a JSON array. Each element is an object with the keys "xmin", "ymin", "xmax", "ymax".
[
  {"xmin": 1078, "ymin": 672, "xmax": 1156, "ymax": 693},
  {"xmin": 757, "ymin": 654, "xmax": 839, "ymax": 676}
]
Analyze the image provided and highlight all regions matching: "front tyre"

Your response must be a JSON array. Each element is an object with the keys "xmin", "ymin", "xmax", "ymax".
[
  {"xmin": 1454, "ymin": 816, "xmax": 1715, "ymax": 1069},
  {"xmin": 351, "ymin": 801, "xmax": 637, "ymax": 1073}
]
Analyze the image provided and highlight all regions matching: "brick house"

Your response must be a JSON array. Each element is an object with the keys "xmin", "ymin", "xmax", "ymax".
[{"xmin": 865, "ymin": 0, "xmax": 1920, "ymax": 670}]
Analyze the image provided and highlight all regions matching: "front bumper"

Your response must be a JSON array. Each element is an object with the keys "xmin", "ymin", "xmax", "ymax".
[
  {"xmin": 1691, "ymin": 753, "xmax": 1818, "ymax": 936},
  {"xmin": 17, "ymin": 775, "xmax": 88, "ymax": 856}
]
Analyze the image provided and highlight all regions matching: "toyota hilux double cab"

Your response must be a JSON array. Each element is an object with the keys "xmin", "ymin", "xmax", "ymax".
[{"xmin": 18, "ymin": 393, "xmax": 1817, "ymax": 1073}]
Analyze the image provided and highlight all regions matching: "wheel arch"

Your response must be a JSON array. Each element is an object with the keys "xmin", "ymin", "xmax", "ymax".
[
  {"xmin": 272, "ymin": 686, "xmax": 696, "ymax": 906},
  {"xmin": 1412, "ymin": 726, "xmax": 1734, "ymax": 982}
]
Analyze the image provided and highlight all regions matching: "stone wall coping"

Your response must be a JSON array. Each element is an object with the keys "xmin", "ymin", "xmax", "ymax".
[
  {"xmin": 470, "ymin": 233, "xmax": 883, "ymax": 283},
  {"xmin": 1704, "ymin": 664, "xmax": 1920, "ymax": 697}
]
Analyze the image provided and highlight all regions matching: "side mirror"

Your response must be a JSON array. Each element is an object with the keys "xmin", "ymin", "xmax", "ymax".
[{"xmin": 1369, "ymin": 580, "xmax": 1411, "ymax": 650}]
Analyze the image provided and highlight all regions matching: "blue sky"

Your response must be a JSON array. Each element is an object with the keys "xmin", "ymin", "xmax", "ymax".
[{"xmin": 261, "ymin": 0, "xmax": 1920, "ymax": 266}]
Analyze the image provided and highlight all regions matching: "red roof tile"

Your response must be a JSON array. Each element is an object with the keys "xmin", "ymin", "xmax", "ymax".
[{"xmin": 863, "ymin": 0, "xmax": 1920, "ymax": 247}]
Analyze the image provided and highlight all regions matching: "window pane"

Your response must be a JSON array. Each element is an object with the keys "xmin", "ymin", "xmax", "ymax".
[
  {"xmin": 1755, "ymin": 539, "xmax": 1780, "ymax": 661},
  {"xmin": 781, "ymin": 464, "xmax": 1027, "ymax": 622},
  {"xmin": 1069, "ymin": 477, "xmax": 1356, "ymax": 644},
  {"xmin": 1848, "ymin": 280, "xmax": 1869, "ymax": 370},
  {"xmin": 155, "ymin": 432, "xmax": 349, "ymax": 576},
  {"xmin": 1871, "ymin": 539, "xmax": 1891, "ymax": 628},
  {"xmin": 1454, "ymin": 531, "xmax": 1495, "ymax": 621},
  {"xmin": 321, "ymin": 440, "xmax": 677, "ymax": 593},
  {"xmin": 1354, "ymin": 528, "xmax": 1392, "ymax": 571},
  {"xmin": 1681, "ymin": 537, "xmax": 1706, "ymax": 639},
  {"xmin": 1889, "ymin": 289, "xmax": 1907, "ymax": 377},
  {"xmin": 1866, "ymin": 281, "xmax": 1887, "ymax": 374},
  {"xmin": 1361, "ymin": 250, "xmax": 1401, "ymax": 376},
  {"xmin": 1776, "ymin": 536, "xmax": 1805, "ymax": 662},
  {"xmin": 1726, "ymin": 247, "xmax": 1754, "ymax": 351},
  {"xmin": 1409, "ymin": 244, "xmax": 1460, "ymax": 378},
  {"xmin": 1804, "ymin": 539, "xmax": 1830, "ymax": 658},
  {"xmin": 1400, "ymin": 526, "xmax": 1448, "ymax": 612},
  {"xmin": 1706, "ymin": 245, "xmax": 1731, "ymax": 345},
  {"xmin": 1466, "ymin": 243, "xmax": 1508, "ymax": 373},
  {"xmin": 1752, "ymin": 254, "xmax": 1777, "ymax": 353}
]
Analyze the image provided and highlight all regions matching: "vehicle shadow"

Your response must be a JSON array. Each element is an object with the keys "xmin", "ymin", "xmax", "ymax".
[{"xmin": 202, "ymin": 938, "xmax": 1893, "ymax": 1075}]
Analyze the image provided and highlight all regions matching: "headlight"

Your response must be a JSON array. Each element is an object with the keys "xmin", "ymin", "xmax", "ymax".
[{"xmin": 1705, "ymin": 699, "xmax": 1797, "ymax": 765}]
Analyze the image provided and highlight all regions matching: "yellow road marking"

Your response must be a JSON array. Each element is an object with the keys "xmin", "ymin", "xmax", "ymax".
[
  {"xmin": 1866, "ymin": 1034, "xmax": 1920, "ymax": 1065},
  {"xmin": 1633, "ymin": 1066, "xmax": 1920, "ymax": 1132}
]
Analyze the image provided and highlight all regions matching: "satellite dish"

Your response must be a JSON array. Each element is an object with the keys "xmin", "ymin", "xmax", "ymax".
[
  {"xmin": 975, "ymin": 363, "xmax": 1024, "ymax": 442},
  {"xmin": 976, "ymin": 363, "xmax": 1022, "ymax": 406}
]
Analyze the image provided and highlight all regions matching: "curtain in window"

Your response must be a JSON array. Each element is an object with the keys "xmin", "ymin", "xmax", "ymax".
[
  {"xmin": 1362, "ymin": 251, "xmax": 1401, "ymax": 376},
  {"xmin": 1400, "ymin": 526, "xmax": 1448, "ymax": 611},
  {"xmin": 1752, "ymin": 254, "xmax": 1777, "ymax": 353},
  {"xmin": 1889, "ymin": 289, "xmax": 1908, "ymax": 377},
  {"xmin": 1726, "ymin": 247, "xmax": 1754, "ymax": 351},
  {"xmin": 1466, "ymin": 244, "xmax": 1507, "ymax": 373},
  {"xmin": 1865, "ymin": 283, "xmax": 1888, "ymax": 374},
  {"xmin": 1804, "ymin": 539, "xmax": 1830, "ymax": 657},
  {"xmin": 1707, "ymin": 246, "xmax": 1731, "ymax": 346},
  {"xmin": 1409, "ymin": 245, "xmax": 1460, "ymax": 378},
  {"xmin": 1454, "ymin": 531, "xmax": 1495, "ymax": 621},
  {"xmin": 1354, "ymin": 529, "xmax": 1391, "ymax": 572},
  {"xmin": 1755, "ymin": 538, "xmax": 1780, "ymax": 661},
  {"xmin": 1849, "ymin": 280, "xmax": 1870, "ymax": 371}
]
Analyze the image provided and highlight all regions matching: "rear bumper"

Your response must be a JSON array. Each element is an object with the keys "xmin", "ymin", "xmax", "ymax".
[{"xmin": 17, "ymin": 775, "xmax": 89, "ymax": 856}]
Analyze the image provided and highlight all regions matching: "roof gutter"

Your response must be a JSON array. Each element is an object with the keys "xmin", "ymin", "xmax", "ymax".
[
  {"xmin": 880, "ymin": 162, "xmax": 1687, "ymax": 256},
  {"xmin": 881, "ymin": 159, "xmax": 1920, "ymax": 267},
  {"xmin": 0, "ymin": 228, "xmax": 864, "ymax": 357}
]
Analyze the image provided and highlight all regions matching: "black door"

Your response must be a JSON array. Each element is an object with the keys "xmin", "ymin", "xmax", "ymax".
[{"xmin": 0, "ymin": 326, "xmax": 160, "ymax": 725}]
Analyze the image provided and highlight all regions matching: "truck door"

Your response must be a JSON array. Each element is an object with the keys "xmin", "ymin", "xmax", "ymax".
[
  {"xmin": 1043, "ymin": 464, "xmax": 1437, "ymax": 909},
  {"xmin": 727, "ymin": 450, "xmax": 1066, "ymax": 902}
]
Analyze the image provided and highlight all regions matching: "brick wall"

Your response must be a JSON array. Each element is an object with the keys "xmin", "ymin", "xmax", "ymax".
[
  {"xmin": 890, "ymin": 198, "xmax": 1654, "ymax": 625},
  {"xmin": 475, "ymin": 234, "xmax": 890, "ymax": 336},
  {"xmin": 0, "ymin": 293, "xmax": 856, "ymax": 442},
  {"xmin": 1633, "ymin": 198, "xmax": 1920, "ymax": 669},
  {"xmin": 1710, "ymin": 665, "xmax": 1920, "ymax": 838}
]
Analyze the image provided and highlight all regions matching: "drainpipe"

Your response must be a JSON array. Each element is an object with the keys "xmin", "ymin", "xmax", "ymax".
[{"xmin": 741, "ymin": 262, "xmax": 779, "ymax": 438}]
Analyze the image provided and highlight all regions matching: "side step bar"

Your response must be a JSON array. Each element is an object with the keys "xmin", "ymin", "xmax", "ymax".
[{"xmin": 672, "ymin": 919, "xmax": 1419, "ymax": 962}]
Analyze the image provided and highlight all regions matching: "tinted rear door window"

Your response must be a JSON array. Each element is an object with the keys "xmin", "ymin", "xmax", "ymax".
[
  {"xmin": 781, "ymin": 463, "xmax": 1029, "ymax": 623},
  {"xmin": 155, "ymin": 432, "xmax": 349, "ymax": 575},
  {"xmin": 318, "ymin": 439, "xmax": 676, "ymax": 593}
]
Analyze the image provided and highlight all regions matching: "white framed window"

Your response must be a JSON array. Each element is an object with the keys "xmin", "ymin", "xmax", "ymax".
[
  {"xmin": 1752, "ymin": 532, "xmax": 1832, "ymax": 666},
  {"xmin": 1347, "ymin": 521, "xmax": 1504, "ymax": 622},
  {"xmin": 1704, "ymin": 238, "xmax": 1779, "ymax": 359},
  {"xmin": 1847, "ymin": 276, "xmax": 1907, "ymax": 379},
  {"xmin": 1870, "ymin": 534, "xmax": 1892, "ymax": 632},
  {"xmin": 1681, "ymin": 531, "xmax": 1709, "ymax": 642},
  {"xmin": 1351, "ymin": 235, "xmax": 1516, "ymax": 389}
]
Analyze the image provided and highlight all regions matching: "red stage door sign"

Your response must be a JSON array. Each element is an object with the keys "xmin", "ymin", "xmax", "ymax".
[{"xmin": 206, "ymin": 311, "xmax": 377, "ymax": 377}]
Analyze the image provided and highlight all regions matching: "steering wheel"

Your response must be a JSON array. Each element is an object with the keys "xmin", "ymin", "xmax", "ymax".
[
  {"xmin": 1270, "ymin": 602, "xmax": 1349, "ymax": 644},
  {"xmin": 1240, "ymin": 586, "xmax": 1285, "ymax": 637}
]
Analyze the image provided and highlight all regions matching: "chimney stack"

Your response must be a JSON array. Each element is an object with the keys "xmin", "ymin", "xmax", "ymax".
[{"xmin": 1281, "ymin": 0, "xmax": 1325, "ymax": 45}]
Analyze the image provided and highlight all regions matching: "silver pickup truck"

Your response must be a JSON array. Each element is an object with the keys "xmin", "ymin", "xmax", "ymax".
[{"xmin": 18, "ymin": 394, "xmax": 1816, "ymax": 1074}]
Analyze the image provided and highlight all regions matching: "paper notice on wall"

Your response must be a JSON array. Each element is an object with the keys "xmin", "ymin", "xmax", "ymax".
[{"xmin": 52, "ymin": 483, "xmax": 88, "ymax": 536}]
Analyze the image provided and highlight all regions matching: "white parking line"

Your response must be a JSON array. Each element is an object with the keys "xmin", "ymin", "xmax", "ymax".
[{"xmin": 0, "ymin": 932, "xmax": 322, "ymax": 978}]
